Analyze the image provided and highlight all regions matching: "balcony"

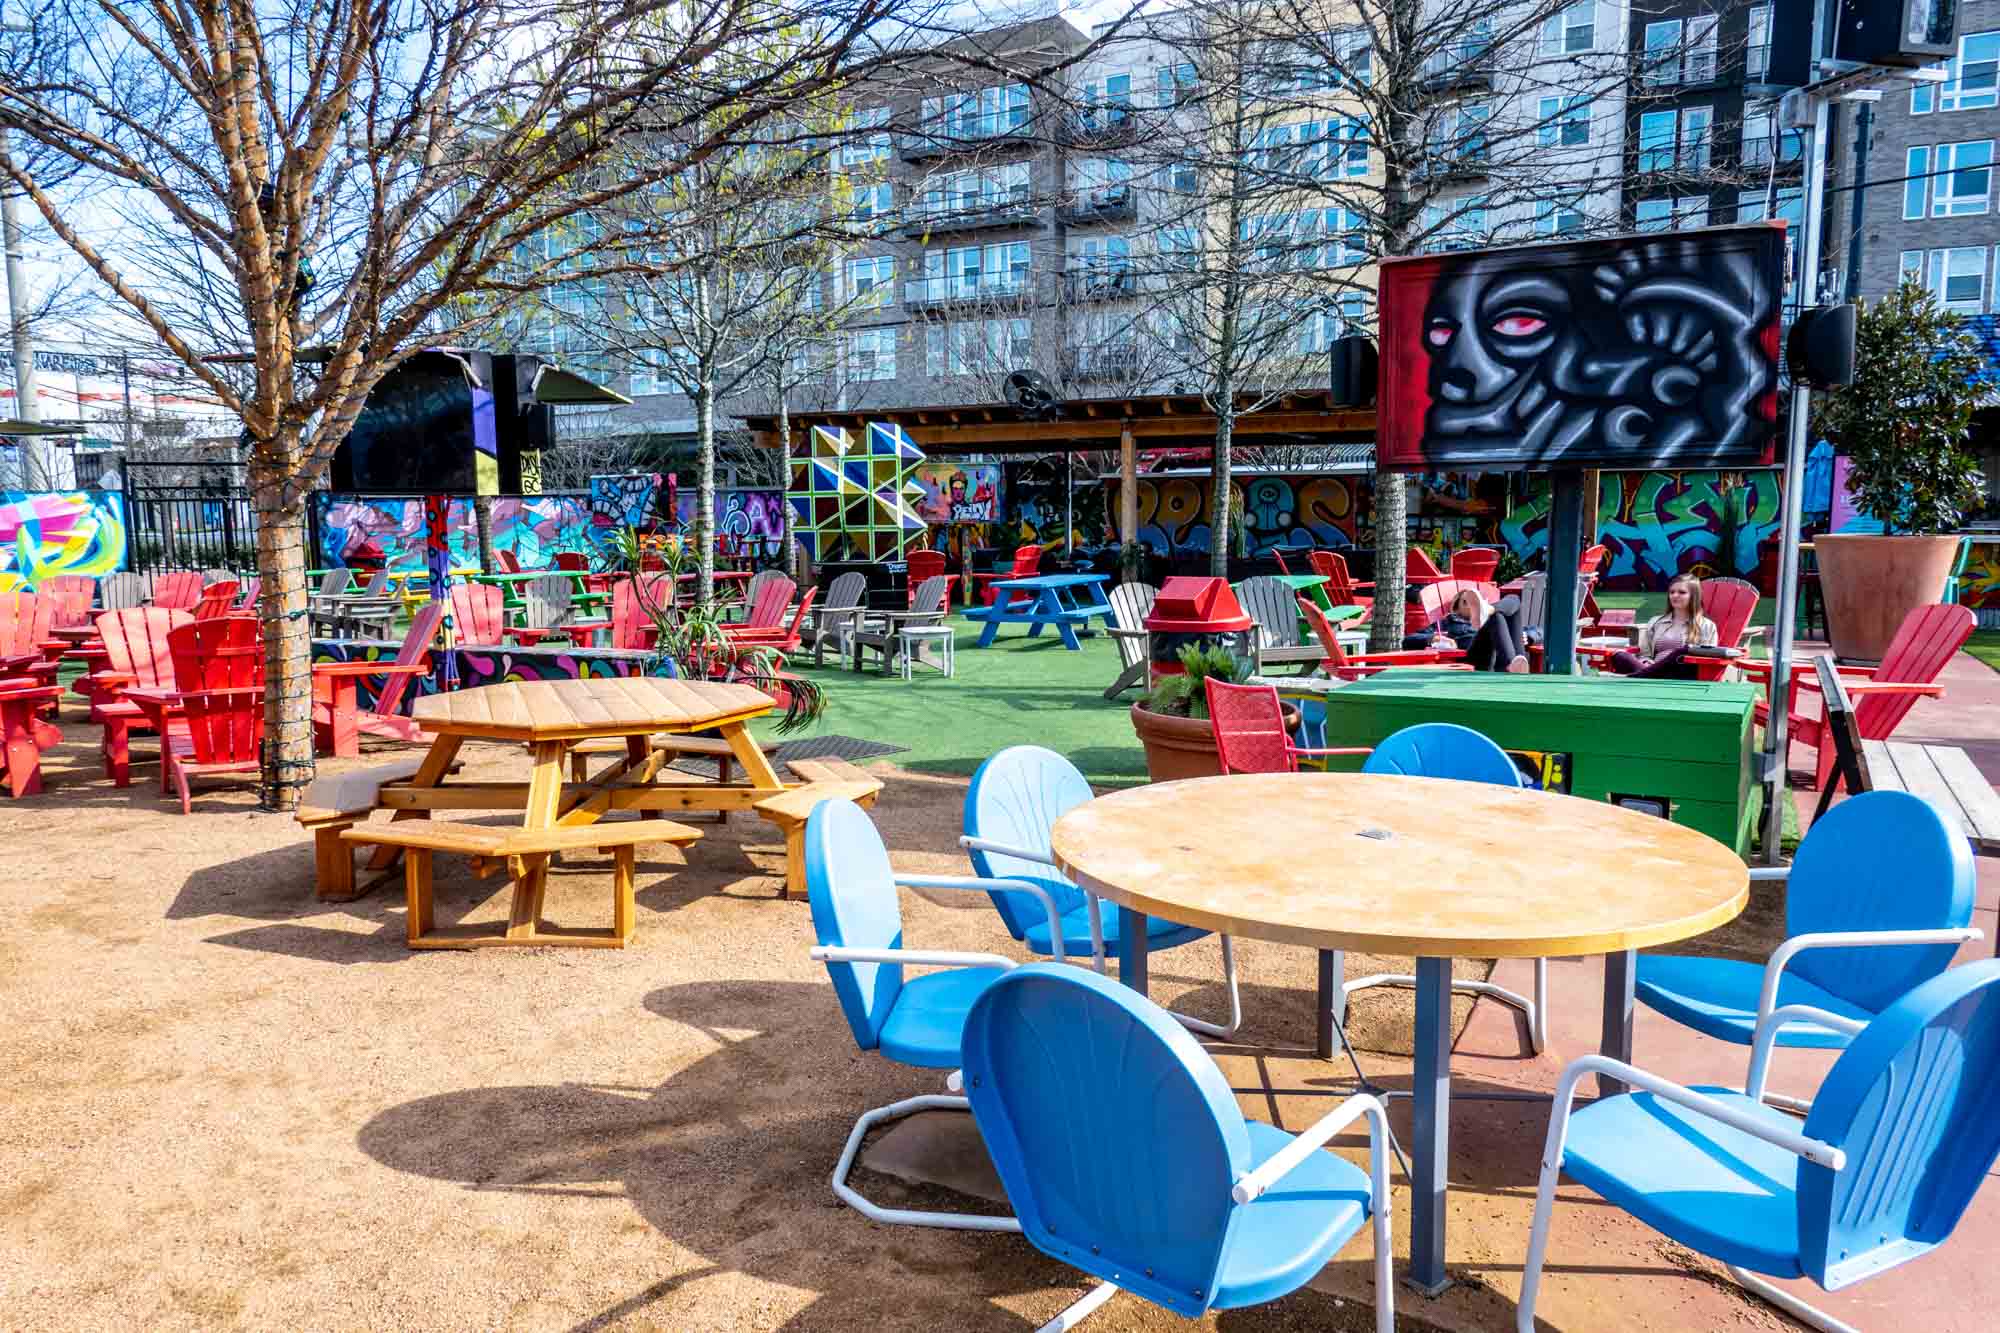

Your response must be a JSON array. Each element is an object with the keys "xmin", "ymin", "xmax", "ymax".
[
  {"xmin": 1062, "ymin": 266, "xmax": 1136, "ymax": 302},
  {"xmin": 1065, "ymin": 341, "xmax": 1140, "ymax": 379},
  {"xmin": 1636, "ymin": 146, "xmax": 1713, "ymax": 177},
  {"xmin": 1421, "ymin": 41, "xmax": 1493, "ymax": 93},
  {"xmin": 1642, "ymin": 49, "xmax": 1723, "ymax": 91},
  {"xmin": 902, "ymin": 274, "xmax": 1032, "ymax": 311},
  {"xmin": 1412, "ymin": 148, "xmax": 1489, "ymax": 183},
  {"xmin": 1058, "ymin": 106, "xmax": 1141, "ymax": 148},
  {"xmin": 898, "ymin": 119, "xmax": 1034, "ymax": 162},
  {"xmin": 900, "ymin": 195, "xmax": 1039, "ymax": 237},
  {"xmin": 1056, "ymin": 185, "xmax": 1137, "ymax": 226}
]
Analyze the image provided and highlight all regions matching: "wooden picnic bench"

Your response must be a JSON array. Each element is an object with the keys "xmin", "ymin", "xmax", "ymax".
[{"xmin": 755, "ymin": 755, "xmax": 884, "ymax": 900}]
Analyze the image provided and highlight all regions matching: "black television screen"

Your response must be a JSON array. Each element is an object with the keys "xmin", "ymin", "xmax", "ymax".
[{"xmin": 338, "ymin": 351, "xmax": 496, "ymax": 492}]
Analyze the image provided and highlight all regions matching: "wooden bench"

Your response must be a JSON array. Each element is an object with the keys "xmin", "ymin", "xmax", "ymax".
[
  {"xmin": 753, "ymin": 756, "xmax": 885, "ymax": 900},
  {"xmin": 568, "ymin": 733, "xmax": 780, "ymax": 824},
  {"xmin": 297, "ymin": 757, "xmax": 463, "ymax": 902},
  {"xmin": 341, "ymin": 818, "xmax": 704, "ymax": 948}
]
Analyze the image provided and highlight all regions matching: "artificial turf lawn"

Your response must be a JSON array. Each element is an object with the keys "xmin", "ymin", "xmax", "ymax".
[{"xmin": 1969, "ymin": 630, "xmax": 2000, "ymax": 674}]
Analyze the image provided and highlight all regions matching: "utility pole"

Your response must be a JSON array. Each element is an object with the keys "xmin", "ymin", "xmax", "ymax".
[{"xmin": 0, "ymin": 125, "xmax": 44, "ymax": 486}]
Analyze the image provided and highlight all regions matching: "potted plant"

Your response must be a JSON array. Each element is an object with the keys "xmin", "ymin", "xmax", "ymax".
[
  {"xmin": 1809, "ymin": 281, "xmax": 1988, "ymax": 660},
  {"xmin": 1129, "ymin": 643, "xmax": 1299, "ymax": 781},
  {"xmin": 610, "ymin": 527, "xmax": 826, "ymax": 732}
]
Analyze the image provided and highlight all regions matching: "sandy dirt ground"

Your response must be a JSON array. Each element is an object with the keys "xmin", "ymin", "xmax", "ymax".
[{"xmin": 0, "ymin": 728, "xmax": 1798, "ymax": 1332}]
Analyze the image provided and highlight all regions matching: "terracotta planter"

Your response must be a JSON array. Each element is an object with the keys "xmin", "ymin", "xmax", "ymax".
[
  {"xmin": 1129, "ymin": 702, "xmax": 1301, "ymax": 783},
  {"xmin": 1813, "ymin": 533, "xmax": 1961, "ymax": 662}
]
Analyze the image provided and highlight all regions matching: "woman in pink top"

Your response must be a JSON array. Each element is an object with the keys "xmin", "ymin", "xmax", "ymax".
[{"xmin": 1608, "ymin": 574, "xmax": 1718, "ymax": 679}]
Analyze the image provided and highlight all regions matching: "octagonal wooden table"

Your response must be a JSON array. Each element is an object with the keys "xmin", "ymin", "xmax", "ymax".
[
  {"xmin": 376, "ymin": 677, "xmax": 784, "ymax": 947},
  {"xmin": 1050, "ymin": 771, "xmax": 1748, "ymax": 1297}
]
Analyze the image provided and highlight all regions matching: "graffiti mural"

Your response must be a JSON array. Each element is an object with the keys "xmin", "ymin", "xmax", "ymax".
[
  {"xmin": 1378, "ymin": 226, "xmax": 1784, "ymax": 471},
  {"xmin": 910, "ymin": 463, "xmax": 1000, "ymax": 525},
  {"xmin": 0, "ymin": 489, "xmax": 127, "ymax": 592},
  {"xmin": 1500, "ymin": 469, "xmax": 1784, "ymax": 590},
  {"xmin": 1107, "ymin": 473, "xmax": 1377, "ymax": 558},
  {"xmin": 314, "ymin": 493, "xmax": 593, "ymax": 572},
  {"xmin": 1964, "ymin": 539, "xmax": 2000, "ymax": 618},
  {"xmin": 590, "ymin": 472, "xmax": 674, "ymax": 554},
  {"xmin": 673, "ymin": 489, "xmax": 786, "ymax": 553}
]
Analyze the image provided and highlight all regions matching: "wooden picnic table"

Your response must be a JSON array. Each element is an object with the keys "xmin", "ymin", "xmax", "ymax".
[
  {"xmin": 966, "ymin": 572, "xmax": 1114, "ymax": 651},
  {"xmin": 1050, "ymin": 771, "xmax": 1747, "ymax": 1297},
  {"xmin": 383, "ymin": 677, "xmax": 787, "ymax": 947},
  {"xmin": 1858, "ymin": 740, "xmax": 2000, "ymax": 856}
]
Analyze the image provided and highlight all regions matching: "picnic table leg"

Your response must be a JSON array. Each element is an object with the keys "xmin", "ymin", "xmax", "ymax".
[
  {"xmin": 507, "ymin": 740, "xmax": 567, "ymax": 941},
  {"xmin": 1050, "ymin": 591, "xmax": 1085, "ymax": 650},
  {"xmin": 1597, "ymin": 949, "xmax": 1637, "ymax": 1098},
  {"xmin": 1116, "ymin": 907, "xmax": 1150, "ymax": 997},
  {"xmin": 367, "ymin": 733, "xmax": 465, "ymax": 874},
  {"xmin": 320, "ymin": 675, "xmax": 360, "ymax": 758},
  {"xmin": 1408, "ymin": 955, "xmax": 1454, "ymax": 1297},
  {"xmin": 973, "ymin": 606, "xmax": 1002, "ymax": 648},
  {"xmin": 720, "ymin": 719, "xmax": 786, "ymax": 792},
  {"xmin": 1315, "ymin": 949, "xmax": 1343, "ymax": 1060}
]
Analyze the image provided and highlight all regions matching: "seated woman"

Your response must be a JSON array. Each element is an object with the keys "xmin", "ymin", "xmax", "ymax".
[
  {"xmin": 1607, "ymin": 574, "xmax": 1718, "ymax": 679},
  {"xmin": 1404, "ymin": 587, "xmax": 1531, "ymax": 673}
]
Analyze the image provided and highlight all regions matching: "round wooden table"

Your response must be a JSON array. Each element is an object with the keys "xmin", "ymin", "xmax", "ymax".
[{"xmin": 1050, "ymin": 771, "xmax": 1748, "ymax": 1296}]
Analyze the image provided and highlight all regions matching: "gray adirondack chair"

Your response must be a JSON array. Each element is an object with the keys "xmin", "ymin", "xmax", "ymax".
[
  {"xmin": 201, "ymin": 567, "xmax": 234, "ymax": 586},
  {"xmin": 100, "ymin": 571, "xmax": 151, "ymax": 609},
  {"xmin": 1103, "ymin": 582, "xmax": 1158, "ymax": 700},
  {"xmin": 517, "ymin": 574, "xmax": 580, "ymax": 641},
  {"xmin": 853, "ymin": 575, "xmax": 951, "ymax": 674},
  {"xmin": 1516, "ymin": 571, "xmax": 1595, "ymax": 666},
  {"xmin": 1238, "ymin": 575, "xmax": 1322, "ymax": 676},
  {"xmin": 804, "ymin": 572, "xmax": 868, "ymax": 666}
]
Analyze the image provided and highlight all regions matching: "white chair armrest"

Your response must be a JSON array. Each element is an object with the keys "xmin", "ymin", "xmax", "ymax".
[
  {"xmin": 1233, "ymin": 1093, "xmax": 1390, "ymax": 1204},
  {"xmin": 809, "ymin": 945, "xmax": 1018, "ymax": 971},
  {"xmin": 957, "ymin": 834, "xmax": 1059, "ymax": 867},
  {"xmin": 1548, "ymin": 1054, "xmax": 1845, "ymax": 1169},
  {"xmin": 1746, "ymin": 866, "xmax": 1790, "ymax": 884},
  {"xmin": 1756, "ymin": 927, "xmax": 1983, "ymax": 1032},
  {"xmin": 894, "ymin": 873, "xmax": 1069, "ymax": 963},
  {"xmin": 1746, "ymin": 1003, "xmax": 1868, "ymax": 1101}
]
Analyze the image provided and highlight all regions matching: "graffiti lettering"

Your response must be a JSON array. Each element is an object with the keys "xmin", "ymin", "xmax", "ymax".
[{"xmin": 0, "ymin": 490, "xmax": 127, "ymax": 592}]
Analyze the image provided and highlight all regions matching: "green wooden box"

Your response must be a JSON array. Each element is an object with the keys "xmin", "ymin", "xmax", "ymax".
[{"xmin": 1275, "ymin": 672, "xmax": 1758, "ymax": 856}]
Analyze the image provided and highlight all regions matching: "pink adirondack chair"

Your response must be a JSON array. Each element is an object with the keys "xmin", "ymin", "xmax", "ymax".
[
  {"xmin": 0, "ymin": 592, "xmax": 58, "ymax": 682},
  {"xmin": 150, "ymin": 571, "xmax": 205, "ymax": 610},
  {"xmin": 159, "ymin": 617, "xmax": 263, "ymax": 813},
  {"xmin": 193, "ymin": 581, "xmax": 240, "ymax": 621},
  {"xmin": 311, "ymin": 601, "xmax": 443, "ymax": 757},
  {"xmin": 235, "ymin": 576, "xmax": 262, "ymax": 609},
  {"xmin": 608, "ymin": 574, "xmax": 674, "ymax": 651},
  {"xmin": 1205, "ymin": 677, "xmax": 1370, "ymax": 774},
  {"xmin": 1746, "ymin": 603, "xmax": 1975, "ymax": 792},
  {"xmin": 38, "ymin": 574, "xmax": 97, "ymax": 628},
  {"xmin": 83, "ymin": 607, "xmax": 193, "ymax": 785},
  {"xmin": 1300, "ymin": 597, "xmax": 1467, "ymax": 680},
  {"xmin": 495, "ymin": 549, "xmax": 523, "ymax": 575},
  {"xmin": 448, "ymin": 583, "xmax": 509, "ymax": 647},
  {"xmin": 721, "ymin": 587, "xmax": 817, "ymax": 658},
  {"xmin": 1413, "ymin": 579, "xmax": 1502, "ymax": 632}
]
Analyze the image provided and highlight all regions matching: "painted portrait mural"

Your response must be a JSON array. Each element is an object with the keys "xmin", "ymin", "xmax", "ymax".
[
  {"xmin": 0, "ymin": 489, "xmax": 127, "ymax": 592},
  {"xmin": 1378, "ymin": 225, "xmax": 1784, "ymax": 472}
]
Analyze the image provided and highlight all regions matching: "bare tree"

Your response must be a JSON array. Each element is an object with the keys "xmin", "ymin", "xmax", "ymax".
[{"xmin": 0, "ymin": 0, "xmax": 990, "ymax": 808}]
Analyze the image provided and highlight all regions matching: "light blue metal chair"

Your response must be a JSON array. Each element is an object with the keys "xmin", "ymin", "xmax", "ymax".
[
  {"xmin": 963, "ymin": 963, "xmax": 1394, "ymax": 1332},
  {"xmin": 1343, "ymin": 722, "xmax": 1547, "ymax": 1053},
  {"xmin": 1519, "ymin": 958, "xmax": 2000, "ymax": 1332},
  {"xmin": 806, "ymin": 796, "xmax": 1067, "ymax": 1233},
  {"xmin": 1635, "ymin": 789, "xmax": 1978, "ymax": 1108},
  {"xmin": 960, "ymin": 745, "xmax": 1242, "ymax": 1036}
]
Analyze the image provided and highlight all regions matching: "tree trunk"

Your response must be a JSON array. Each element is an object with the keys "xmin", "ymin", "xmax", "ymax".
[
  {"xmin": 1369, "ymin": 467, "xmax": 1407, "ymax": 652},
  {"xmin": 473, "ymin": 494, "xmax": 496, "ymax": 574},
  {"xmin": 695, "ymin": 382, "xmax": 716, "ymax": 603},
  {"xmin": 776, "ymin": 387, "xmax": 797, "ymax": 579},
  {"xmin": 250, "ymin": 451, "xmax": 314, "ymax": 812},
  {"xmin": 1209, "ymin": 408, "xmax": 1234, "ymax": 578}
]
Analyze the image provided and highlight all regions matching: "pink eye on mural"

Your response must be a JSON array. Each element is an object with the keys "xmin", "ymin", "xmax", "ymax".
[
  {"xmin": 1492, "ymin": 314, "xmax": 1546, "ymax": 337},
  {"xmin": 1425, "ymin": 322, "xmax": 1455, "ymax": 347}
]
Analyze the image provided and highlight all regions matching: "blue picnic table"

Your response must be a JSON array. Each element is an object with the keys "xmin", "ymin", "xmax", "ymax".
[{"xmin": 967, "ymin": 573, "xmax": 1115, "ymax": 650}]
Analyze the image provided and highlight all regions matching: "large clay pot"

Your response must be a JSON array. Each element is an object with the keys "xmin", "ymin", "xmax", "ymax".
[
  {"xmin": 1128, "ymin": 702, "xmax": 1301, "ymax": 782},
  {"xmin": 1813, "ymin": 533, "xmax": 1962, "ymax": 662}
]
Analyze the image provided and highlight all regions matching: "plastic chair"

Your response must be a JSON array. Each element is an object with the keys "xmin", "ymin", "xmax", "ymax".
[
  {"xmin": 805, "ymin": 797, "xmax": 1064, "ymax": 1233},
  {"xmin": 963, "ymin": 964, "xmax": 1394, "ymax": 1332},
  {"xmin": 1518, "ymin": 958, "xmax": 2000, "ymax": 1333},
  {"xmin": 1206, "ymin": 677, "xmax": 1368, "ymax": 775},
  {"xmin": 1634, "ymin": 789, "xmax": 1977, "ymax": 1108},
  {"xmin": 1344, "ymin": 723, "xmax": 1547, "ymax": 1053},
  {"xmin": 1449, "ymin": 547, "xmax": 1500, "ymax": 582},
  {"xmin": 162, "ymin": 616, "xmax": 263, "ymax": 814},
  {"xmin": 1299, "ymin": 598, "xmax": 1466, "ymax": 680},
  {"xmin": 960, "ymin": 744, "xmax": 1243, "ymax": 1037}
]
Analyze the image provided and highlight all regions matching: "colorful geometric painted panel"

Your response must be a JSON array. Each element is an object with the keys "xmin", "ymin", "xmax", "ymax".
[
  {"xmin": 786, "ymin": 422, "xmax": 928, "ymax": 561},
  {"xmin": 0, "ymin": 489, "xmax": 128, "ymax": 593}
]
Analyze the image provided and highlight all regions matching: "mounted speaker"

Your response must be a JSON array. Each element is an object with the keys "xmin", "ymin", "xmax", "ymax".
[
  {"xmin": 1787, "ymin": 304, "xmax": 1857, "ymax": 389},
  {"xmin": 1327, "ymin": 335, "xmax": 1378, "ymax": 407},
  {"xmin": 1003, "ymin": 369, "xmax": 1060, "ymax": 420},
  {"xmin": 1838, "ymin": 0, "xmax": 1958, "ymax": 69}
]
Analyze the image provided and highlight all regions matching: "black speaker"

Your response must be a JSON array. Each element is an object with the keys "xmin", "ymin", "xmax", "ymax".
[
  {"xmin": 1328, "ymin": 335, "xmax": 1378, "ymax": 407},
  {"xmin": 1837, "ymin": 0, "xmax": 1958, "ymax": 69},
  {"xmin": 1787, "ymin": 304, "xmax": 1858, "ymax": 388}
]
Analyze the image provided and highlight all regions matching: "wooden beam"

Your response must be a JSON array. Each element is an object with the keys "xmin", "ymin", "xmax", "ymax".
[{"xmin": 1120, "ymin": 419, "xmax": 1138, "ymax": 546}]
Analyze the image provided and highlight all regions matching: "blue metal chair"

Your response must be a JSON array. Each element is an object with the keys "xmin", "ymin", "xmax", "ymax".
[
  {"xmin": 1344, "ymin": 722, "xmax": 1548, "ymax": 1053},
  {"xmin": 960, "ymin": 744, "xmax": 1242, "ymax": 1036},
  {"xmin": 1519, "ymin": 958, "xmax": 2000, "ymax": 1332},
  {"xmin": 962, "ymin": 963, "xmax": 1394, "ymax": 1332},
  {"xmin": 1635, "ymin": 789, "xmax": 1977, "ymax": 1108},
  {"xmin": 806, "ymin": 796, "xmax": 1068, "ymax": 1233}
]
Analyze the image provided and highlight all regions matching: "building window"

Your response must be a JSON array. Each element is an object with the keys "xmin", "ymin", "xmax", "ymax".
[
  {"xmin": 1741, "ymin": 188, "xmax": 1804, "ymax": 301},
  {"xmin": 1740, "ymin": 104, "xmax": 1802, "ymax": 166},
  {"xmin": 1935, "ymin": 31, "xmax": 2000, "ymax": 113},
  {"xmin": 1906, "ymin": 146, "xmax": 1932, "ymax": 218},
  {"xmin": 918, "ymin": 241, "xmax": 1030, "ymax": 301},
  {"xmin": 1423, "ymin": 201, "xmax": 1488, "ymax": 252},
  {"xmin": 1156, "ymin": 61, "xmax": 1197, "ymax": 106},
  {"xmin": 926, "ymin": 319, "xmax": 1031, "ymax": 376},
  {"xmin": 922, "ymin": 84, "xmax": 1030, "ymax": 141},
  {"xmin": 846, "ymin": 181, "xmax": 895, "ymax": 222},
  {"xmin": 1921, "ymin": 247, "xmax": 1990, "ymax": 311},
  {"xmin": 1747, "ymin": 4, "xmax": 1771, "ymax": 79},
  {"xmin": 1080, "ymin": 71, "xmax": 1133, "ymax": 125},
  {"xmin": 917, "ymin": 163, "xmax": 1030, "ymax": 221},
  {"xmin": 846, "ymin": 255, "xmax": 894, "ymax": 308},
  {"xmin": 841, "ymin": 107, "xmax": 891, "ymax": 166},
  {"xmin": 1635, "ymin": 196, "xmax": 1706, "ymax": 232},
  {"xmin": 1535, "ymin": 197, "xmax": 1585, "ymax": 234},
  {"xmin": 1644, "ymin": 17, "xmax": 1717, "ymax": 85},
  {"xmin": 1538, "ymin": 96, "xmax": 1589, "ymax": 148},
  {"xmin": 1331, "ymin": 26, "xmax": 1373, "ymax": 86},
  {"xmin": 1639, "ymin": 107, "xmax": 1709, "ymax": 173},
  {"xmin": 1935, "ymin": 140, "xmax": 1994, "ymax": 215},
  {"xmin": 1540, "ymin": 2, "xmax": 1594, "ymax": 56},
  {"xmin": 848, "ymin": 328, "xmax": 897, "ymax": 380},
  {"xmin": 1067, "ymin": 156, "xmax": 1133, "ymax": 197},
  {"xmin": 1900, "ymin": 250, "xmax": 1925, "ymax": 286}
]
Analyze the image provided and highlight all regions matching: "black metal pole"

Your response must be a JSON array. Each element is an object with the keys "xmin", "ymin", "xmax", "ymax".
[
  {"xmin": 1544, "ymin": 470, "xmax": 1586, "ymax": 673},
  {"xmin": 1843, "ymin": 102, "xmax": 1872, "ymax": 301}
]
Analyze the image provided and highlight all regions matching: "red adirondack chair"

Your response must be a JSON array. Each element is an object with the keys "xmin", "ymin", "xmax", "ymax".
[
  {"xmin": 1205, "ymin": 678, "xmax": 1369, "ymax": 774},
  {"xmin": 721, "ymin": 576, "xmax": 798, "ymax": 640},
  {"xmin": 38, "ymin": 574, "xmax": 97, "ymax": 628},
  {"xmin": 1743, "ymin": 603, "xmax": 1974, "ymax": 792},
  {"xmin": 722, "ymin": 587, "xmax": 817, "ymax": 660},
  {"xmin": 154, "ymin": 617, "xmax": 263, "ymax": 813},
  {"xmin": 193, "ymin": 581, "xmax": 240, "ymax": 621},
  {"xmin": 495, "ymin": 549, "xmax": 524, "ymax": 574},
  {"xmin": 0, "ymin": 591, "xmax": 58, "ymax": 682},
  {"xmin": 1308, "ymin": 549, "xmax": 1373, "ymax": 614},
  {"xmin": 81, "ymin": 607, "xmax": 193, "ymax": 785},
  {"xmin": 1300, "ymin": 598, "xmax": 1467, "ymax": 680},
  {"xmin": 554, "ymin": 550, "xmax": 612, "ymax": 596},
  {"xmin": 1450, "ymin": 548, "xmax": 1500, "ymax": 582},
  {"xmin": 1578, "ymin": 544, "xmax": 1609, "ymax": 575},
  {"xmin": 605, "ymin": 574, "xmax": 674, "ymax": 651},
  {"xmin": 972, "ymin": 544, "xmax": 1042, "ymax": 608},
  {"xmin": 906, "ymin": 549, "xmax": 957, "ymax": 607},
  {"xmin": 150, "ymin": 571, "xmax": 205, "ymax": 610},
  {"xmin": 310, "ymin": 601, "xmax": 443, "ymax": 756},
  {"xmin": 448, "ymin": 582, "xmax": 510, "ymax": 647},
  {"xmin": 0, "ymin": 672, "xmax": 62, "ymax": 797}
]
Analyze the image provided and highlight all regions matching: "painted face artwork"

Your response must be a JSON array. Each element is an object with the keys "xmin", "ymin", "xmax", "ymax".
[{"xmin": 1417, "ymin": 236, "xmax": 1776, "ymax": 468}]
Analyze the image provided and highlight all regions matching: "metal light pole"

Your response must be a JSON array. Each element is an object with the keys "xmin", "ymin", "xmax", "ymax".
[{"xmin": 0, "ymin": 124, "xmax": 42, "ymax": 484}]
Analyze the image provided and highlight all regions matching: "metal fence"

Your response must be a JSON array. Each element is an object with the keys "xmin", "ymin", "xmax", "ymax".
[{"xmin": 124, "ymin": 461, "xmax": 258, "ymax": 574}]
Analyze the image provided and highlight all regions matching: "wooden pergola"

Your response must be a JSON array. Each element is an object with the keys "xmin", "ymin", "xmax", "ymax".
[{"xmin": 738, "ymin": 390, "xmax": 1376, "ymax": 546}]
